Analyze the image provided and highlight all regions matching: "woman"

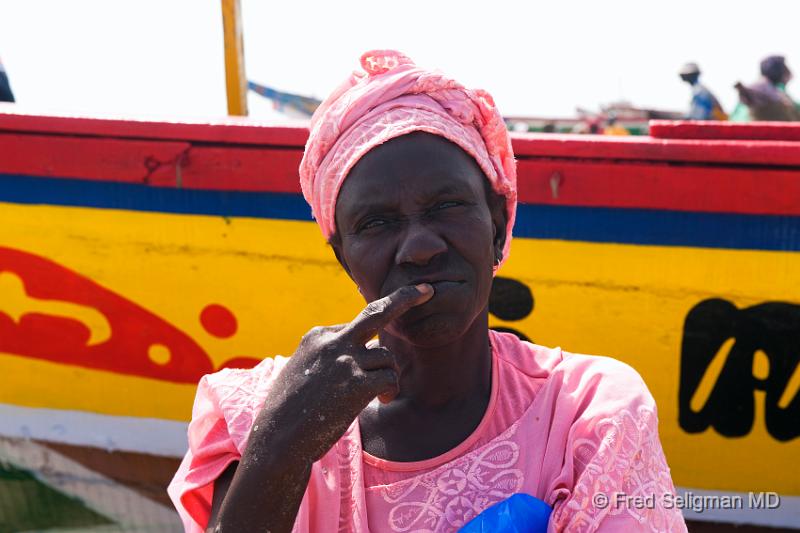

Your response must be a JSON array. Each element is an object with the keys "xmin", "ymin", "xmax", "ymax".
[{"xmin": 168, "ymin": 50, "xmax": 687, "ymax": 532}]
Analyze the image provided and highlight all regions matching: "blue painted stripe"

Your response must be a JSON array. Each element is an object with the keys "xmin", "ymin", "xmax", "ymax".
[
  {"xmin": 1, "ymin": 174, "xmax": 799, "ymax": 251},
  {"xmin": 0, "ymin": 174, "xmax": 314, "ymax": 221},
  {"xmin": 514, "ymin": 204, "xmax": 800, "ymax": 252}
]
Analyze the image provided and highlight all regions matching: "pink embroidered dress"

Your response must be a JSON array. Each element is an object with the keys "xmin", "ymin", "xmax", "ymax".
[
  {"xmin": 168, "ymin": 330, "xmax": 687, "ymax": 532},
  {"xmin": 168, "ymin": 49, "xmax": 686, "ymax": 532}
]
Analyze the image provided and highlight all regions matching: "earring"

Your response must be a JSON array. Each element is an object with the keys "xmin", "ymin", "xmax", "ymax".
[{"xmin": 494, "ymin": 249, "xmax": 502, "ymax": 265}]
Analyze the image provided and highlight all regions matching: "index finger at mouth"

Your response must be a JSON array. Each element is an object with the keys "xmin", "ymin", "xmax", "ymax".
[{"xmin": 345, "ymin": 284, "xmax": 433, "ymax": 343}]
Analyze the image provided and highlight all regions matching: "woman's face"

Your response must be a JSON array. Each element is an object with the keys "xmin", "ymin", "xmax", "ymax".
[{"xmin": 333, "ymin": 132, "xmax": 506, "ymax": 347}]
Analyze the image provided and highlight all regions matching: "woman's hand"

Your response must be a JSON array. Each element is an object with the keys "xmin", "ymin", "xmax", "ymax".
[
  {"xmin": 266, "ymin": 282, "xmax": 434, "ymax": 462},
  {"xmin": 207, "ymin": 283, "xmax": 432, "ymax": 533}
]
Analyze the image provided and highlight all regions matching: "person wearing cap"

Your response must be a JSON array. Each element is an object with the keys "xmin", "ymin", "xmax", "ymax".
[
  {"xmin": 678, "ymin": 62, "xmax": 727, "ymax": 120},
  {"xmin": 732, "ymin": 55, "xmax": 800, "ymax": 122},
  {"xmin": 168, "ymin": 50, "xmax": 687, "ymax": 533}
]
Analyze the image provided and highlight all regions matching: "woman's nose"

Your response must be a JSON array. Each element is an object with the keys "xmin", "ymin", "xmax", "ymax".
[{"xmin": 394, "ymin": 223, "xmax": 447, "ymax": 266}]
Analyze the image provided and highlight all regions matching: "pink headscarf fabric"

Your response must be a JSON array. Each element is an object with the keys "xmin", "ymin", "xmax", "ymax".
[{"xmin": 299, "ymin": 50, "xmax": 517, "ymax": 267}]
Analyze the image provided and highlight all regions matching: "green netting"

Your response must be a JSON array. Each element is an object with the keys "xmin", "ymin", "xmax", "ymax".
[{"xmin": 0, "ymin": 463, "xmax": 114, "ymax": 533}]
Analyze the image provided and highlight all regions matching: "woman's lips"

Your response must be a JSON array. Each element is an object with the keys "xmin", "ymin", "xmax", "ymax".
[
  {"xmin": 424, "ymin": 280, "xmax": 465, "ymax": 298},
  {"xmin": 429, "ymin": 280, "xmax": 463, "ymax": 291},
  {"xmin": 384, "ymin": 280, "xmax": 465, "ymax": 300},
  {"xmin": 392, "ymin": 280, "xmax": 467, "ymax": 326}
]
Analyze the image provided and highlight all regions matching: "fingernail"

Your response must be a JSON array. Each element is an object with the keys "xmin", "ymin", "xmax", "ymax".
[{"xmin": 415, "ymin": 283, "xmax": 433, "ymax": 294}]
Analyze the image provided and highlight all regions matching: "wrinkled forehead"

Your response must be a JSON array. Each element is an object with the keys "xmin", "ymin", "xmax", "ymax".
[
  {"xmin": 335, "ymin": 132, "xmax": 489, "ymax": 209},
  {"xmin": 337, "ymin": 131, "xmax": 490, "ymax": 192},
  {"xmin": 349, "ymin": 131, "xmax": 484, "ymax": 179}
]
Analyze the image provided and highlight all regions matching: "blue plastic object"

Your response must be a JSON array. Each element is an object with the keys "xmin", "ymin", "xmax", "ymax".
[{"xmin": 458, "ymin": 493, "xmax": 552, "ymax": 533}]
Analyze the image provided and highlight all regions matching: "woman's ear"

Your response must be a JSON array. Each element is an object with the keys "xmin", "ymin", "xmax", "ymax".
[{"xmin": 489, "ymin": 192, "xmax": 508, "ymax": 264}]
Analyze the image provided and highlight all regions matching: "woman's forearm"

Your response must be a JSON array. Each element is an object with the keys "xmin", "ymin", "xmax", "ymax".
[
  {"xmin": 207, "ymin": 286, "xmax": 430, "ymax": 531},
  {"xmin": 207, "ymin": 406, "xmax": 314, "ymax": 533}
]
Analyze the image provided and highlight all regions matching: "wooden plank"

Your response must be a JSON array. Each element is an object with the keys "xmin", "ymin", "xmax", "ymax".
[
  {"xmin": 221, "ymin": 0, "xmax": 248, "ymax": 116},
  {"xmin": 0, "ymin": 110, "xmax": 307, "ymax": 147},
  {"xmin": 3, "ymin": 110, "xmax": 800, "ymax": 168},
  {"xmin": 511, "ymin": 133, "xmax": 800, "ymax": 167},
  {"xmin": 0, "ymin": 133, "xmax": 191, "ymax": 184},
  {"xmin": 39, "ymin": 440, "xmax": 181, "ymax": 508},
  {"xmin": 170, "ymin": 146, "xmax": 303, "ymax": 193},
  {"xmin": 3, "ymin": 130, "xmax": 800, "ymax": 218},
  {"xmin": 651, "ymin": 120, "xmax": 800, "ymax": 142},
  {"xmin": 516, "ymin": 159, "xmax": 800, "ymax": 216}
]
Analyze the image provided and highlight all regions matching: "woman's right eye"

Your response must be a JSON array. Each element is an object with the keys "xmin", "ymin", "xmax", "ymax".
[{"xmin": 359, "ymin": 218, "xmax": 387, "ymax": 231}]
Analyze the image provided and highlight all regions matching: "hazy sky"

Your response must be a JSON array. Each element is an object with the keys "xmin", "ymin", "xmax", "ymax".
[{"xmin": 0, "ymin": 0, "xmax": 797, "ymax": 121}]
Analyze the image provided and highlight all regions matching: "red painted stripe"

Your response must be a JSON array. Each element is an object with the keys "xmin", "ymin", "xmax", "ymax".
[
  {"xmin": 0, "ymin": 133, "xmax": 304, "ymax": 191},
  {"xmin": 650, "ymin": 120, "xmax": 800, "ymax": 142},
  {"xmin": 511, "ymin": 133, "xmax": 800, "ymax": 166},
  {"xmin": 516, "ymin": 160, "xmax": 800, "ymax": 216},
  {"xmin": 5, "ymin": 110, "xmax": 800, "ymax": 167},
  {"xmin": 169, "ymin": 147, "xmax": 303, "ymax": 193},
  {"xmin": 0, "ymin": 133, "xmax": 191, "ymax": 184},
  {"xmin": 0, "ymin": 108, "xmax": 309, "ymax": 147},
  {"xmin": 2, "ymin": 112, "xmax": 800, "ymax": 216}
]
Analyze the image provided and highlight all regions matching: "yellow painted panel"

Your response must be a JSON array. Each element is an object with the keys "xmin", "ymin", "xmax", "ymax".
[
  {"xmin": 1, "ymin": 201, "xmax": 798, "ymax": 496},
  {"xmin": 500, "ymin": 239, "xmax": 800, "ymax": 495}
]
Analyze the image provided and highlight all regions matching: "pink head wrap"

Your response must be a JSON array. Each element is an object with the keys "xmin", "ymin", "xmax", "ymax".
[{"xmin": 299, "ymin": 50, "xmax": 517, "ymax": 267}]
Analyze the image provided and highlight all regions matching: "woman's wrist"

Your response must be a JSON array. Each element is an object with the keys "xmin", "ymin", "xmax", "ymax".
[{"xmin": 242, "ymin": 401, "xmax": 317, "ymax": 477}]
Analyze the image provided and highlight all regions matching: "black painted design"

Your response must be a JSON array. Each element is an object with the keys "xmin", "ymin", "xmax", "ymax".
[
  {"xmin": 679, "ymin": 298, "xmax": 800, "ymax": 441},
  {"xmin": 489, "ymin": 277, "xmax": 534, "ymax": 342},
  {"xmin": 489, "ymin": 277, "xmax": 534, "ymax": 320}
]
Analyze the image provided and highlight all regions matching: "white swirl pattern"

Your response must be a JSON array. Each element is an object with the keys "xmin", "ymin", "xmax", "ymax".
[{"xmin": 377, "ymin": 421, "xmax": 523, "ymax": 532}]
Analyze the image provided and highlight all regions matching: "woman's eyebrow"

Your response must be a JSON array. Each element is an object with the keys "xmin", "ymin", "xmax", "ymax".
[
  {"xmin": 343, "ymin": 182, "xmax": 475, "ymax": 221},
  {"xmin": 343, "ymin": 200, "xmax": 397, "ymax": 223},
  {"xmin": 414, "ymin": 182, "xmax": 474, "ymax": 201},
  {"xmin": 431, "ymin": 183, "xmax": 468, "ymax": 195}
]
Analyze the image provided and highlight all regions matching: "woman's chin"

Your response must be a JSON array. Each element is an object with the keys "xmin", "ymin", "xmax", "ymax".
[{"xmin": 390, "ymin": 313, "xmax": 471, "ymax": 348}]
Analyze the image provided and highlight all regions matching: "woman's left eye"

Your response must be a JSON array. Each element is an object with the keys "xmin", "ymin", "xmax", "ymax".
[{"xmin": 434, "ymin": 201, "xmax": 461, "ymax": 210}]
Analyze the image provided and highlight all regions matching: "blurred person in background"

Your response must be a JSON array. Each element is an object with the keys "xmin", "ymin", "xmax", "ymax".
[
  {"xmin": 571, "ymin": 116, "xmax": 603, "ymax": 134},
  {"xmin": 732, "ymin": 55, "xmax": 800, "ymax": 122},
  {"xmin": 587, "ymin": 116, "xmax": 603, "ymax": 134},
  {"xmin": 678, "ymin": 62, "xmax": 727, "ymax": 120},
  {"xmin": 0, "ymin": 57, "xmax": 15, "ymax": 103},
  {"xmin": 603, "ymin": 112, "xmax": 630, "ymax": 135}
]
